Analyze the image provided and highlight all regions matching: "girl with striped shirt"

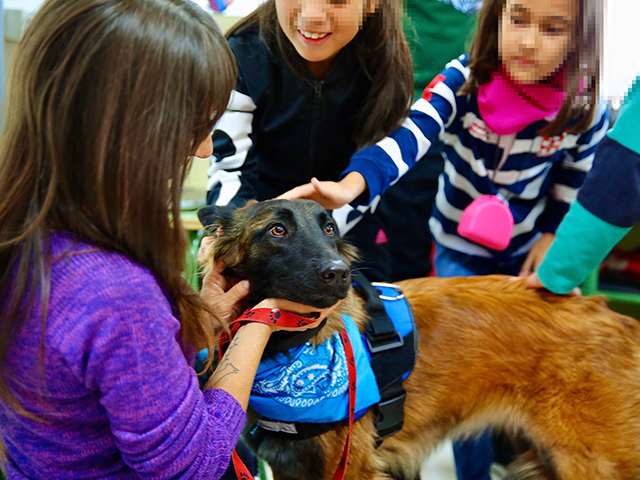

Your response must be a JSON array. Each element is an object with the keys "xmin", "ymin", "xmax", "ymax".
[{"xmin": 285, "ymin": 0, "xmax": 608, "ymax": 278}]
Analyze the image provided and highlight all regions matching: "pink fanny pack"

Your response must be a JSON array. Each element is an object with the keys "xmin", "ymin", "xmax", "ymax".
[{"xmin": 457, "ymin": 195, "xmax": 514, "ymax": 251}]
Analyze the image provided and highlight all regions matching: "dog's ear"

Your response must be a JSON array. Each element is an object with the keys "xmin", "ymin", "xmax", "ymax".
[{"xmin": 197, "ymin": 205, "xmax": 234, "ymax": 233}]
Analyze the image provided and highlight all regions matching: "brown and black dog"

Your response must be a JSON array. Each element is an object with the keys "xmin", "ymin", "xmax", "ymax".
[{"xmin": 199, "ymin": 199, "xmax": 640, "ymax": 480}]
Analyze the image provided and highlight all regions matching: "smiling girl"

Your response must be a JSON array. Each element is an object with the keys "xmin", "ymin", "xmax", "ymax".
[{"xmin": 205, "ymin": 0, "xmax": 413, "ymax": 282}]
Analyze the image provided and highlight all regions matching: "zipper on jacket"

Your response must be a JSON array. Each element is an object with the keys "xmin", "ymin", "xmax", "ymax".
[{"xmin": 307, "ymin": 81, "xmax": 323, "ymax": 179}]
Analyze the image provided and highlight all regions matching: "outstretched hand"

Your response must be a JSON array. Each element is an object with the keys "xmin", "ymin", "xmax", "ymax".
[{"xmin": 277, "ymin": 172, "xmax": 367, "ymax": 210}]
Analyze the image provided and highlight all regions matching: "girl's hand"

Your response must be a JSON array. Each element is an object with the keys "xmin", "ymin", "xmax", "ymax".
[
  {"xmin": 202, "ymin": 288, "xmax": 341, "ymax": 408},
  {"xmin": 277, "ymin": 172, "xmax": 367, "ymax": 210},
  {"xmin": 523, "ymin": 272, "xmax": 582, "ymax": 296},
  {"xmin": 519, "ymin": 233, "xmax": 555, "ymax": 276},
  {"xmin": 200, "ymin": 259, "xmax": 250, "ymax": 325}
]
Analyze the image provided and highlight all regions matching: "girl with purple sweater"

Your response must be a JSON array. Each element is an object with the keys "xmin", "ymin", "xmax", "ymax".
[{"xmin": 0, "ymin": 1, "xmax": 334, "ymax": 478}]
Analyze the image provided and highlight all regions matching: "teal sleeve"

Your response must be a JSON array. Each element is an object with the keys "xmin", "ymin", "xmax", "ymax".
[
  {"xmin": 609, "ymin": 76, "xmax": 640, "ymax": 155},
  {"xmin": 537, "ymin": 200, "xmax": 631, "ymax": 294}
]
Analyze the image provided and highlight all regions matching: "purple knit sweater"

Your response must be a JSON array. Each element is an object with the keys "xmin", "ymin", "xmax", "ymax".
[{"xmin": 0, "ymin": 232, "xmax": 246, "ymax": 479}]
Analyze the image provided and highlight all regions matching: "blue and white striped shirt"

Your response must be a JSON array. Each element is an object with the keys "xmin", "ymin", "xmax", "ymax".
[{"xmin": 345, "ymin": 55, "xmax": 609, "ymax": 260}]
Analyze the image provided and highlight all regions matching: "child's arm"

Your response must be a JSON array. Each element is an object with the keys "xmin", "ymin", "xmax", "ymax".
[
  {"xmin": 534, "ymin": 104, "xmax": 610, "ymax": 237},
  {"xmin": 527, "ymin": 81, "xmax": 640, "ymax": 293},
  {"xmin": 71, "ymin": 268, "xmax": 247, "ymax": 478},
  {"xmin": 518, "ymin": 104, "xmax": 609, "ymax": 276},
  {"xmin": 280, "ymin": 56, "xmax": 470, "ymax": 209}
]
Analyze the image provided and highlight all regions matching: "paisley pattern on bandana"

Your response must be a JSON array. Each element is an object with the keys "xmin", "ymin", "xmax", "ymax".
[{"xmin": 249, "ymin": 315, "xmax": 381, "ymax": 424}]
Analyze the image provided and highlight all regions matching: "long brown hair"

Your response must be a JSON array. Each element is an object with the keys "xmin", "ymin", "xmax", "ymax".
[
  {"xmin": 0, "ymin": 0, "xmax": 236, "ymax": 415},
  {"xmin": 460, "ymin": 0, "xmax": 602, "ymax": 136},
  {"xmin": 226, "ymin": 0, "xmax": 413, "ymax": 148}
]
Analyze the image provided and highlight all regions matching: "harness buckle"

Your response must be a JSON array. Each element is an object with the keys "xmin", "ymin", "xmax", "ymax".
[
  {"xmin": 371, "ymin": 282, "xmax": 405, "ymax": 301},
  {"xmin": 375, "ymin": 390, "xmax": 407, "ymax": 440},
  {"xmin": 365, "ymin": 331, "xmax": 404, "ymax": 354}
]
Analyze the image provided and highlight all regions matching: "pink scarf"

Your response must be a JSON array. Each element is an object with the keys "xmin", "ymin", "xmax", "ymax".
[{"xmin": 477, "ymin": 65, "xmax": 566, "ymax": 136}]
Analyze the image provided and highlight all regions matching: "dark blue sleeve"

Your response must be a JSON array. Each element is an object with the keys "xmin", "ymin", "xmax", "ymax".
[{"xmin": 578, "ymin": 135, "xmax": 640, "ymax": 228}]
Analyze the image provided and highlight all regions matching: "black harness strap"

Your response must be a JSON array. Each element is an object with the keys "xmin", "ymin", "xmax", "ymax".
[{"xmin": 352, "ymin": 271, "xmax": 417, "ymax": 441}]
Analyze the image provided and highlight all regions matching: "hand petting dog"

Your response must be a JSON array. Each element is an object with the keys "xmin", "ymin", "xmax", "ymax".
[{"xmin": 277, "ymin": 172, "xmax": 367, "ymax": 210}]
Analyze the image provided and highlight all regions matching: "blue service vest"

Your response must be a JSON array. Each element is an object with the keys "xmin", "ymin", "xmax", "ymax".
[
  {"xmin": 250, "ymin": 283, "xmax": 416, "ymax": 426},
  {"xmin": 249, "ymin": 314, "xmax": 381, "ymax": 424}
]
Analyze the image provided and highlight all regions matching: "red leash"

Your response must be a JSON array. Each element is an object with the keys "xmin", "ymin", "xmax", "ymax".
[
  {"xmin": 219, "ymin": 308, "xmax": 357, "ymax": 480},
  {"xmin": 331, "ymin": 329, "xmax": 356, "ymax": 480}
]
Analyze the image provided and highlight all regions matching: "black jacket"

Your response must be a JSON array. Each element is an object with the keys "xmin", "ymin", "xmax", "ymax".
[{"xmin": 206, "ymin": 28, "xmax": 373, "ymax": 207}]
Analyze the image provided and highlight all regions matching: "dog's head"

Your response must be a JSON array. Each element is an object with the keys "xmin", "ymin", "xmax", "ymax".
[{"xmin": 198, "ymin": 199, "xmax": 358, "ymax": 309}]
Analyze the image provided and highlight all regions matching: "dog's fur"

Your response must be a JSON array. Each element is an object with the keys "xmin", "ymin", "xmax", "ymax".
[{"xmin": 200, "ymin": 199, "xmax": 640, "ymax": 480}]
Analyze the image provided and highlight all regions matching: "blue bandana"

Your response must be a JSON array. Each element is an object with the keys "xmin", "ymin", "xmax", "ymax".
[{"xmin": 249, "ymin": 314, "xmax": 381, "ymax": 424}]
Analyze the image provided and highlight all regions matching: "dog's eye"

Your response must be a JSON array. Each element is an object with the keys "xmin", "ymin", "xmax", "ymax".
[
  {"xmin": 269, "ymin": 224, "xmax": 287, "ymax": 236},
  {"xmin": 324, "ymin": 224, "xmax": 335, "ymax": 236}
]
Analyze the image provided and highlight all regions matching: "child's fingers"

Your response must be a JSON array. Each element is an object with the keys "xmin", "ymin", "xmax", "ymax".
[
  {"xmin": 519, "ymin": 255, "xmax": 535, "ymax": 276},
  {"xmin": 310, "ymin": 177, "xmax": 326, "ymax": 195},
  {"xmin": 523, "ymin": 272, "xmax": 544, "ymax": 289},
  {"xmin": 277, "ymin": 183, "xmax": 316, "ymax": 200}
]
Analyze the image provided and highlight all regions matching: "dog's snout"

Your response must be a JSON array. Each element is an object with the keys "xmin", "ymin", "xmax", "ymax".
[{"xmin": 318, "ymin": 260, "xmax": 350, "ymax": 287}]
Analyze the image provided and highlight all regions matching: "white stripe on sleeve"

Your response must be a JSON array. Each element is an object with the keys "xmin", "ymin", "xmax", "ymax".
[
  {"xmin": 431, "ymin": 82, "xmax": 458, "ymax": 124},
  {"xmin": 551, "ymin": 184, "xmax": 578, "ymax": 204},
  {"xmin": 377, "ymin": 137, "xmax": 409, "ymax": 185},
  {"xmin": 400, "ymin": 117, "xmax": 432, "ymax": 164},
  {"xmin": 207, "ymin": 170, "xmax": 242, "ymax": 206},
  {"xmin": 412, "ymin": 98, "xmax": 445, "ymax": 131},
  {"xmin": 226, "ymin": 90, "xmax": 257, "ymax": 112}
]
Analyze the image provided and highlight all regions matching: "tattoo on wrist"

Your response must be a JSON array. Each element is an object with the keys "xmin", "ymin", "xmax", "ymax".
[
  {"xmin": 210, "ymin": 334, "xmax": 241, "ymax": 386},
  {"xmin": 211, "ymin": 360, "xmax": 239, "ymax": 385}
]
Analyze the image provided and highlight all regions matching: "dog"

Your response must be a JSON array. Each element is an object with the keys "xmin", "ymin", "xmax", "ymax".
[{"xmin": 199, "ymin": 199, "xmax": 640, "ymax": 480}]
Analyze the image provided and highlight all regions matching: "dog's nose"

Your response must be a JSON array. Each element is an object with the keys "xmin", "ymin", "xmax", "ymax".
[{"xmin": 318, "ymin": 260, "xmax": 350, "ymax": 287}]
